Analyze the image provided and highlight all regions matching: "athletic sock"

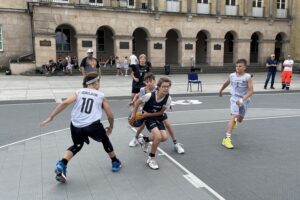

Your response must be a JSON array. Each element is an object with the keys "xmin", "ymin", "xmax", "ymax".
[
  {"xmin": 111, "ymin": 156, "xmax": 118, "ymax": 162},
  {"xmin": 226, "ymin": 133, "xmax": 231, "ymax": 138},
  {"xmin": 143, "ymin": 136, "xmax": 150, "ymax": 143},
  {"xmin": 61, "ymin": 158, "xmax": 68, "ymax": 166},
  {"xmin": 173, "ymin": 140, "xmax": 177, "ymax": 144},
  {"xmin": 149, "ymin": 153, "xmax": 155, "ymax": 157}
]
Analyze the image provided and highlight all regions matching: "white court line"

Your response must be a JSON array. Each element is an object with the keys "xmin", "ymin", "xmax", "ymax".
[
  {"xmin": 0, "ymin": 117, "xmax": 128, "ymax": 150},
  {"xmin": 171, "ymin": 114, "xmax": 300, "ymax": 126},
  {"xmin": 0, "ymin": 128, "xmax": 70, "ymax": 150},
  {"xmin": 0, "ymin": 101, "xmax": 57, "ymax": 107},
  {"xmin": 166, "ymin": 107, "xmax": 300, "ymax": 114},
  {"xmin": 129, "ymin": 126, "xmax": 225, "ymax": 200}
]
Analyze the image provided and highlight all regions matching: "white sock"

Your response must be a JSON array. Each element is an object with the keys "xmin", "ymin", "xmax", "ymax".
[{"xmin": 226, "ymin": 133, "xmax": 231, "ymax": 138}]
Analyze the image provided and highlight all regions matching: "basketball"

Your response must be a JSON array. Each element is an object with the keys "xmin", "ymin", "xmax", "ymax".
[{"xmin": 135, "ymin": 111, "xmax": 143, "ymax": 120}]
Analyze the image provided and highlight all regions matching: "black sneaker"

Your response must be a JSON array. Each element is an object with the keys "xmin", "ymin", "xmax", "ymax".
[
  {"xmin": 264, "ymin": 86, "xmax": 267, "ymax": 89},
  {"xmin": 270, "ymin": 87, "xmax": 275, "ymax": 89}
]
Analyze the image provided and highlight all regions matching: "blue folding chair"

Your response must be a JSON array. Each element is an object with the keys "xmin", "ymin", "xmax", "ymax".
[{"xmin": 187, "ymin": 72, "xmax": 202, "ymax": 92}]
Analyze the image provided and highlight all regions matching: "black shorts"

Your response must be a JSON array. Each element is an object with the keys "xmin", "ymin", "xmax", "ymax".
[
  {"xmin": 145, "ymin": 118, "xmax": 166, "ymax": 132},
  {"xmin": 131, "ymin": 82, "xmax": 144, "ymax": 94},
  {"xmin": 131, "ymin": 86, "xmax": 141, "ymax": 94},
  {"xmin": 161, "ymin": 113, "xmax": 168, "ymax": 121},
  {"xmin": 70, "ymin": 120, "xmax": 108, "ymax": 145}
]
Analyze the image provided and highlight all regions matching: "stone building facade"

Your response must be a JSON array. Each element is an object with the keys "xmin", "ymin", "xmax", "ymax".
[{"xmin": 0, "ymin": 0, "xmax": 298, "ymax": 70}]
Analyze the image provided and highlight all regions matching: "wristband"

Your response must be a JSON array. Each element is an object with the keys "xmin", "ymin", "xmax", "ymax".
[{"xmin": 239, "ymin": 98, "xmax": 243, "ymax": 104}]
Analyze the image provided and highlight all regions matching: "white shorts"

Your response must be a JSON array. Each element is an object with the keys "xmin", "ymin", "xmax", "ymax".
[{"xmin": 230, "ymin": 96, "xmax": 250, "ymax": 117}]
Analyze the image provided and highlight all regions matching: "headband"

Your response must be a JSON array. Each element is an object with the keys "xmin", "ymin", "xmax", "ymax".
[{"xmin": 86, "ymin": 76, "xmax": 99, "ymax": 85}]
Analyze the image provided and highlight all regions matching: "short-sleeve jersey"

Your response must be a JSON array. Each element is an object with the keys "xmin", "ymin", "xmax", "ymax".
[
  {"xmin": 71, "ymin": 88, "xmax": 104, "ymax": 128},
  {"xmin": 229, "ymin": 73, "xmax": 251, "ymax": 98},
  {"xmin": 132, "ymin": 64, "xmax": 150, "ymax": 88},
  {"xmin": 141, "ymin": 91, "xmax": 171, "ymax": 118}
]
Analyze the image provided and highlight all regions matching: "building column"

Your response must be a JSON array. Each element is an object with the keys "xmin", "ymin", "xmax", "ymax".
[
  {"xmin": 147, "ymin": 37, "xmax": 166, "ymax": 68},
  {"xmin": 243, "ymin": 0, "xmax": 248, "ymax": 16},
  {"xmin": 216, "ymin": 0, "xmax": 221, "ymax": 15},
  {"xmin": 34, "ymin": 33, "xmax": 56, "ymax": 67},
  {"xmin": 76, "ymin": 34, "xmax": 97, "ymax": 65},
  {"xmin": 206, "ymin": 38, "xmax": 224, "ymax": 66},
  {"xmin": 235, "ymin": 39, "xmax": 251, "ymax": 64},
  {"xmin": 259, "ymin": 39, "xmax": 276, "ymax": 63},
  {"xmin": 179, "ymin": 37, "xmax": 196, "ymax": 67},
  {"xmin": 113, "ymin": 35, "xmax": 133, "ymax": 62},
  {"xmin": 282, "ymin": 39, "xmax": 290, "ymax": 58}
]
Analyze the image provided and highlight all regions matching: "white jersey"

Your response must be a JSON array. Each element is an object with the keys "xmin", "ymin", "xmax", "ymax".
[
  {"xmin": 283, "ymin": 59, "xmax": 294, "ymax": 72},
  {"xmin": 229, "ymin": 73, "xmax": 251, "ymax": 98},
  {"xmin": 71, "ymin": 88, "xmax": 104, "ymax": 128}
]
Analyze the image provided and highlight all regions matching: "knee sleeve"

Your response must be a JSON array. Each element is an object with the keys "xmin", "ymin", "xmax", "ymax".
[
  {"xmin": 67, "ymin": 143, "xmax": 83, "ymax": 155},
  {"xmin": 102, "ymin": 137, "xmax": 114, "ymax": 153}
]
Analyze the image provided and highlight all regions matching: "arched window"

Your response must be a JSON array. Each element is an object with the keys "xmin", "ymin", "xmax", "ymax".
[{"xmin": 55, "ymin": 28, "xmax": 71, "ymax": 52}]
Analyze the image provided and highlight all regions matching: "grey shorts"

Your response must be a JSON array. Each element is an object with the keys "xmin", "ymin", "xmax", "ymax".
[{"xmin": 230, "ymin": 96, "xmax": 251, "ymax": 117}]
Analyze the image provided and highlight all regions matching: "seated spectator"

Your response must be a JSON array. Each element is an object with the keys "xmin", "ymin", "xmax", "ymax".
[
  {"xmin": 72, "ymin": 56, "xmax": 78, "ymax": 69},
  {"xmin": 44, "ymin": 59, "xmax": 56, "ymax": 75}
]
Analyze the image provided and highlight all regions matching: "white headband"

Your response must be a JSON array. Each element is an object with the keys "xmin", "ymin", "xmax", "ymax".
[{"xmin": 86, "ymin": 76, "xmax": 99, "ymax": 85}]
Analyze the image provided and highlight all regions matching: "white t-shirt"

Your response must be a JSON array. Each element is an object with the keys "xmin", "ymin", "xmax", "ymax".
[
  {"xmin": 129, "ymin": 54, "xmax": 138, "ymax": 65},
  {"xmin": 71, "ymin": 88, "xmax": 104, "ymax": 128},
  {"xmin": 283, "ymin": 59, "xmax": 294, "ymax": 72}
]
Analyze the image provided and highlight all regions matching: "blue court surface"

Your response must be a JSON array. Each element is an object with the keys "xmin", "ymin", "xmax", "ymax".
[{"xmin": 0, "ymin": 92, "xmax": 299, "ymax": 200}]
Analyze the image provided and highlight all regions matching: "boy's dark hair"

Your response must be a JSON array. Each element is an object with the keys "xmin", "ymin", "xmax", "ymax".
[
  {"xmin": 83, "ymin": 72, "xmax": 99, "ymax": 88},
  {"xmin": 144, "ymin": 72, "xmax": 155, "ymax": 81},
  {"xmin": 236, "ymin": 59, "xmax": 247, "ymax": 66},
  {"xmin": 157, "ymin": 77, "xmax": 172, "ymax": 88}
]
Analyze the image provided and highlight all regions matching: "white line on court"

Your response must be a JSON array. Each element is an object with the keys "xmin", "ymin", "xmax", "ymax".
[
  {"xmin": 171, "ymin": 114, "xmax": 300, "ymax": 126},
  {"xmin": 0, "ymin": 101, "xmax": 57, "ymax": 107},
  {"xmin": 0, "ymin": 128, "xmax": 70, "ymax": 150},
  {"xmin": 0, "ymin": 117, "xmax": 127, "ymax": 150},
  {"xmin": 129, "ymin": 126, "xmax": 226, "ymax": 200}
]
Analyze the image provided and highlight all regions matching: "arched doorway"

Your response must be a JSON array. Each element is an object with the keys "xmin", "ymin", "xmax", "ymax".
[
  {"xmin": 165, "ymin": 29, "xmax": 179, "ymax": 65},
  {"xmin": 250, "ymin": 32, "xmax": 260, "ymax": 63},
  {"xmin": 96, "ymin": 26, "xmax": 114, "ymax": 60},
  {"xmin": 132, "ymin": 28, "xmax": 148, "ymax": 57},
  {"xmin": 275, "ymin": 33, "xmax": 284, "ymax": 61},
  {"xmin": 223, "ymin": 32, "xmax": 235, "ymax": 64},
  {"xmin": 55, "ymin": 24, "xmax": 77, "ymax": 60},
  {"xmin": 196, "ymin": 31, "xmax": 209, "ymax": 64}
]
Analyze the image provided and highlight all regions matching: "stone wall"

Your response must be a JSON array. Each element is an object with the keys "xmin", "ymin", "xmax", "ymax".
[{"xmin": 0, "ymin": 11, "xmax": 33, "ymax": 67}]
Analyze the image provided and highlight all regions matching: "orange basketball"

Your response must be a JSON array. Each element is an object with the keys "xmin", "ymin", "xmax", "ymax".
[{"xmin": 135, "ymin": 112, "xmax": 143, "ymax": 120}]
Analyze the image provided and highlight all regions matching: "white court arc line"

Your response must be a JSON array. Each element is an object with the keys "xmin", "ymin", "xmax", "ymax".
[{"xmin": 129, "ymin": 126, "xmax": 226, "ymax": 200}]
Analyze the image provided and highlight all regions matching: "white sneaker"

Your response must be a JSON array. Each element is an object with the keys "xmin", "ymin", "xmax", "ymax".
[
  {"xmin": 129, "ymin": 137, "xmax": 138, "ymax": 147},
  {"xmin": 146, "ymin": 156, "xmax": 159, "ymax": 170},
  {"xmin": 137, "ymin": 136, "xmax": 149, "ymax": 153},
  {"xmin": 174, "ymin": 143, "xmax": 185, "ymax": 154}
]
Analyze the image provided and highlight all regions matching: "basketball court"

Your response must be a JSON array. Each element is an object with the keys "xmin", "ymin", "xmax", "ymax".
[{"xmin": 0, "ymin": 92, "xmax": 299, "ymax": 200}]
